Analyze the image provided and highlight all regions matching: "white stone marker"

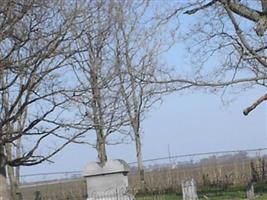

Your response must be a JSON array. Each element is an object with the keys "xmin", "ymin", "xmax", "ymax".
[
  {"xmin": 182, "ymin": 179, "xmax": 198, "ymax": 200},
  {"xmin": 82, "ymin": 159, "xmax": 133, "ymax": 200},
  {"xmin": 246, "ymin": 183, "xmax": 255, "ymax": 200}
]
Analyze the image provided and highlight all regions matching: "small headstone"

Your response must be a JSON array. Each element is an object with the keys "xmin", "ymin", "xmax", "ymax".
[
  {"xmin": 246, "ymin": 183, "xmax": 255, "ymax": 200},
  {"xmin": 182, "ymin": 179, "xmax": 198, "ymax": 200}
]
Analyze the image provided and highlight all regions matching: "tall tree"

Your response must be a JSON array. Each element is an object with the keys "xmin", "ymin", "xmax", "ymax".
[
  {"xmin": 1, "ymin": 73, "xmax": 26, "ymax": 200},
  {"xmin": 0, "ymin": 1, "xmax": 85, "ymax": 199},
  {"xmin": 70, "ymin": 1, "xmax": 128, "ymax": 164},
  {"xmin": 114, "ymin": 0, "xmax": 172, "ymax": 187}
]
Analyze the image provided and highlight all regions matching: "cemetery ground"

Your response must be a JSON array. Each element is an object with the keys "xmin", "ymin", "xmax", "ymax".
[
  {"xmin": 137, "ymin": 193, "xmax": 267, "ymax": 200},
  {"xmin": 18, "ymin": 150, "xmax": 267, "ymax": 200},
  {"xmin": 136, "ymin": 183, "xmax": 267, "ymax": 200},
  {"xmin": 18, "ymin": 180, "xmax": 267, "ymax": 200}
]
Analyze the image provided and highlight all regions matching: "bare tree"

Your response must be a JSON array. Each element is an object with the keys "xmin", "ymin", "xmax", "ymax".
[
  {"xmin": 1, "ymin": 73, "xmax": 24, "ymax": 200},
  {"xmin": 0, "ymin": 1, "xmax": 86, "ymax": 199},
  {"xmin": 70, "ymin": 1, "xmax": 172, "ymax": 169},
  {"xmin": 153, "ymin": 0, "xmax": 267, "ymax": 115},
  {"xmin": 70, "ymin": 1, "xmax": 129, "ymax": 164},
  {"xmin": 113, "ymin": 0, "xmax": 172, "ymax": 187}
]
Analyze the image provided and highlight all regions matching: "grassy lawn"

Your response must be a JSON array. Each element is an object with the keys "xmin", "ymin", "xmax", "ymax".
[
  {"xmin": 200, "ymin": 194, "xmax": 267, "ymax": 200},
  {"xmin": 201, "ymin": 193, "xmax": 267, "ymax": 200},
  {"xmin": 136, "ymin": 192, "xmax": 267, "ymax": 200}
]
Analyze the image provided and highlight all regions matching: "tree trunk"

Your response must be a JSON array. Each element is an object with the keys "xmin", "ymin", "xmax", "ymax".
[
  {"xmin": 7, "ymin": 165, "xmax": 17, "ymax": 200},
  {"xmin": 0, "ymin": 147, "xmax": 10, "ymax": 200},
  {"xmin": 134, "ymin": 128, "xmax": 145, "ymax": 188},
  {"xmin": 0, "ymin": 172, "xmax": 10, "ymax": 200},
  {"xmin": 96, "ymin": 133, "xmax": 107, "ymax": 165},
  {"xmin": 0, "ymin": 66, "xmax": 11, "ymax": 200},
  {"xmin": 90, "ymin": 57, "xmax": 107, "ymax": 165}
]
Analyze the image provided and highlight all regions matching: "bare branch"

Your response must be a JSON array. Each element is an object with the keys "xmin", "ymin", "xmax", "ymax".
[
  {"xmin": 243, "ymin": 93, "xmax": 267, "ymax": 116},
  {"xmin": 184, "ymin": 0, "xmax": 217, "ymax": 15}
]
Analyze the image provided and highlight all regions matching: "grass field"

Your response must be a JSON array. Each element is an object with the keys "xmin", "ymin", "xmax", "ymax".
[
  {"xmin": 137, "ymin": 193, "xmax": 267, "ymax": 200},
  {"xmin": 136, "ymin": 185, "xmax": 267, "ymax": 200}
]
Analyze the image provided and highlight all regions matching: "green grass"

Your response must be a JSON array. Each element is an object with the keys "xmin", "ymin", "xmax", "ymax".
[
  {"xmin": 201, "ymin": 193, "xmax": 267, "ymax": 200},
  {"xmin": 136, "ymin": 192, "xmax": 267, "ymax": 200}
]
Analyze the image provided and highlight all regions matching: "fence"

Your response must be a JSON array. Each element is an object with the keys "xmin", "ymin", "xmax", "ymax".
[
  {"xmin": 20, "ymin": 171, "xmax": 82, "ymax": 184},
  {"xmin": 128, "ymin": 148, "xmax": 267, "ymax": 193},
  {"xmin": 18, "ymin": 148, "xmax": 267, "ymax": 199},
  {"xmin": 86, "ymin": 188, "xmax": 134, "ymax": 200}
]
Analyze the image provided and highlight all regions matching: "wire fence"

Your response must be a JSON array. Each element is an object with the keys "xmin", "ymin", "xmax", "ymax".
[
  {"xmin": 129, "ymin": 148, "xmax": 267, "ymax": 192},
  {"xmin": 20, "ymin": 148, "xmax": 267, "ymax": 183},
  {"xmin": 18, "ymin": 148, "xmax": 267, "ymax": 200},
  {"xmin": 20, "ymin": 171, "xmax": 82, "ymax": 184}
]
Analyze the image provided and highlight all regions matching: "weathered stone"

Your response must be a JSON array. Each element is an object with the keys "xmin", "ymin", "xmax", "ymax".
[
  {"xmin": 82, "ymin": 159, "xmax": 133, "ymax": 200},
  {"xmin": 246, "ymin": 183, "xmax": 255, "ymax": 200},
  {"xmin": 182, "ymin": 179, "xmax": 198, "ymax": 200}
]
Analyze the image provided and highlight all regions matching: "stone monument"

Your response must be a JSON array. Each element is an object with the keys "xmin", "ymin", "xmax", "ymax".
[
  {"xmin": 181, "ymin": 179, "xmax": 198, "ymax": 200},
  {"xmin": 246, "ymin": 182, "xmax": 255, "ymax": 200},
  {"xmin": 82, "ymin": 159, "xmax": 133, "ymax": 200}
]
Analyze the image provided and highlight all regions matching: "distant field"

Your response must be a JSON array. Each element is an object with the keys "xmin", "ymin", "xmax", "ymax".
[{"xmin": 19, "ymin": 178, "xmax": 87, "ymax": 200}]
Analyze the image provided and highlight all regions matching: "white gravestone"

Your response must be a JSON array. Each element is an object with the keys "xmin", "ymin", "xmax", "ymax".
[
  {"xmin": 182, "ymin": 179, "xmax": 198, "ymax": 200},
  {"xmin": 82, "ymin": 159, "xmax": 133, "ymax": 200},
  {"xmin": 246, "ymin": 183, "xmax": 255, "ymax": 200}
]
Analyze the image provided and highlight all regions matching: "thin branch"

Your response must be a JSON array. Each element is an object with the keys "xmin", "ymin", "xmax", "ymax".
[{"xmin": 184, "ymin": 0, "xmax": 218, "ymax": 15}]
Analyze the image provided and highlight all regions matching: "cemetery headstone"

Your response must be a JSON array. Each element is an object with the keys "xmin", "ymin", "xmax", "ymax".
[
  {"xmin": 182, "ymin": 179, "xmax": 198, "ymax": 200},
  {"xmin": 246, "ymin": 182, "xmax": 255, "ymax": 200}
]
